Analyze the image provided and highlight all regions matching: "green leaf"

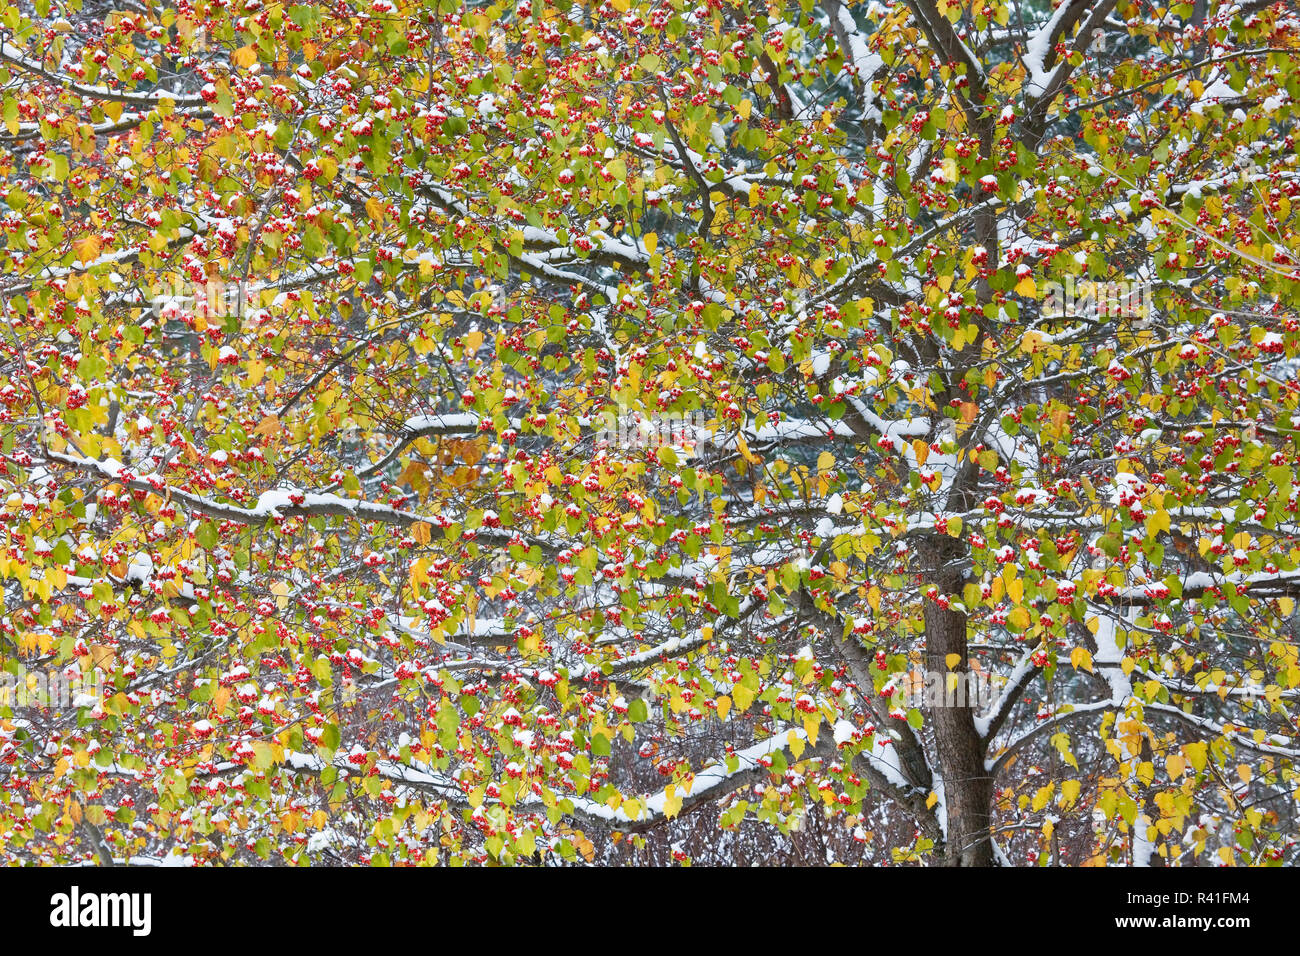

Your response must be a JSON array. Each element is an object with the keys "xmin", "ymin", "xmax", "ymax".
[{"xmin": 196, "ymin": 522, "xmax": 219, "ymax": 550}]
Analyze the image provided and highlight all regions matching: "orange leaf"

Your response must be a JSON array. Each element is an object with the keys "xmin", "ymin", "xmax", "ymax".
[
  {"xmin": 253, "ymin": 414, "xmax": 281, "ymax": 439},
  {"xmin": 72, "ymin": 235, "xmax": 102, "ymax": 265}
]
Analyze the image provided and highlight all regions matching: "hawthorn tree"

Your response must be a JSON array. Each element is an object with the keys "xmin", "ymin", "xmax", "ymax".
[{"xmin": 1, "ymin": 0, "xmax": 1299, "ymax": 866}]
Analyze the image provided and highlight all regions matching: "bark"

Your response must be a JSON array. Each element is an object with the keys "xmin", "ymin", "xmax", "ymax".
[
  {"xmin": 921, "ymin": 538, "xmax": 994, "ymax": 866},
  {"xmin": 915, "ymin": 91, "xmax": 1002, "ymax": 866}
]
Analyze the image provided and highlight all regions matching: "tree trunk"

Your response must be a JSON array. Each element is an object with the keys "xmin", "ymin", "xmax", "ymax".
[
  {"xmin": 924, "ymin": 599, "xmax": 994, "ymax": 865},
  {"xmin": 921, "ymin": 539, "xmax": 994, "ymax": 866}
]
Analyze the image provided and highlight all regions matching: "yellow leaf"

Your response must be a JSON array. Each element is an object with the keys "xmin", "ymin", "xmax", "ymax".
[
  {"xmin": 945, "ymin": 653, "xmax": 961, "ymax": 669},
  {"xmin": 250, "ymin": 740, "xmax": 276, "ymax": 770},
  {"xmin": 210, "ymin": 134, "xmax": 239, "ymax": 160},
  {"xmin": 926, "ymin": 790, "xmax": 938, "ymax": 809},
  {"xmin": 1007, "ymin": 576, "xmax": 1024, "ymax": 605},
  {"xmin": 1070, "ymin": 647, "xmax": 1094, "ymax": 672},
  {"xmin": 72, "ymin": 235, "xmax": 102, "ymax": 265},
  {"xmin": 802, "ymin": 714, "xmax": 819, "ymax": 747},
  {"xmin": 787, "ymin": 730, "xmax": 805, "ymax": 759},
  {"xmin": 1237, "ymin": 764, "xmax": 1252, "ymax": 784},
  {"xmin": 733, "ymin": 682, "xmax": 755, "ymax": 711},
  {"xmin": 737, "ymin": 98, "xmax": 752, "ymax": 120},
  {"xmin": 1032, "ymin": 784, "xmax": 1054, "ymax": 811},
  {"xmin": 464, "ymin": 329, "xmax": 484, "ymax": 354},
  {"xmin": 1061, "ymin": 779, "xmax": 1081, "ymax": 806},
  {"xmin": 1015, "ymin": 276, "xmax": 1036, "ymax": 297},
  {"xmin": 253, "ymin": 414, "xmax": 280, "ymax": 438},
  {"xmin": 1146, "ymin": 509, "xmax": 1171, "ymax": 535},
  {"xmin": 643, "ymin": 232, "xmax": 657, "ymax": 256},
  {"xmin": 232, "ymin": 45, "xmax": 259, "ymax": 68},
  {"xmin": 662, "ymin": 784, "xmax": 682, "ymax": 819},
  {"xmin": 912, "ymin": 438, "xmax": 930, "ymax": 466},
  {"xmin": 867, "ymin": 586, "xmax": 881, "ymax": 612},
  {"xmin": 1166, "ymin": 753, "xmax": 1186, "ymax": 779},
  {"xmin": 716, "ymin": 695, "xmax": 731, "ymax": 720},
  {"xmin": 412, "ymin": 522, "xmax": 432, "ymax": 546}
]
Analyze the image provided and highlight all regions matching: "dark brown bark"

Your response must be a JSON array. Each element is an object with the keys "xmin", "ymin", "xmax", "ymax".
[
  {"xmin": 920, "ymin": 537, "xmax": 994, "ymax": 866},
  {"xmin": 924, "ymin": 598, "xmax": 995, "ymax": 865}
]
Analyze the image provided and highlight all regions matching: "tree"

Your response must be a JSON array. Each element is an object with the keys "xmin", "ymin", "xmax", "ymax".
[{"xmin": 1, "ymin": 0, "xmax": 1298, "ymax": 866}]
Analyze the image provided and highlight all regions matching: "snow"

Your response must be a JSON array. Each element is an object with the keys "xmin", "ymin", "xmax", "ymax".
[
  {"xmin": 561, "ymin": 729, "xmax": 808, "ymax": 825},
  {"xmin": 1023, "ymin": 1, "xmax": 1075, "ymax": 99},
  {"xmin": 1119, "ymin": 567, "xmax": 1300, "ymax": 602},
  {"xmin": 832, "ymin": 4, "xmax": 884, "ymax": 124},
  {"xmin": 861, "ymin": 728, "xmax": 912, "ymax": 792},
  {"xmin": 1190, "ymin": 73, "xmax": 1239, "ymax": 115},
  {"xmin": 973, "ymin": 648, "xmax": 1036, "ymax": 739},
  {"xmin": 832, "ymin": 719, "xmax": 856, "ymax": 745},
  {"xmin": 403, "ymin": 413, "xmax": 480, "ymax": 434}
]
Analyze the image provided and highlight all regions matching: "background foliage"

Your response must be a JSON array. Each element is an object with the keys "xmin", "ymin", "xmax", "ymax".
[{"xmin": 2, "ymin": 0, "xmax": 1300, "ymax": 865}]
